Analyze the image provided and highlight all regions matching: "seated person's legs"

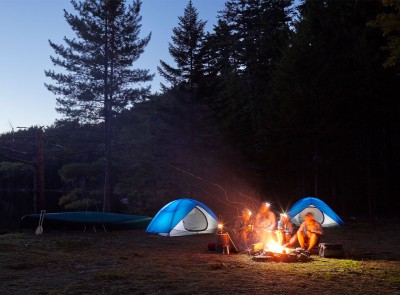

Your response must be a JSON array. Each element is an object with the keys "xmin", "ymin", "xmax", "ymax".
[
  {"xmin": 306, "ymin": 233, "xmax": 320, "ymax": 251},
  {"xmin": 231, "ymin": 229, "xmax": 255, "ymax": 252},
  {"xmin": 284, "ymin": 233, "xmax": 292, "ymax": 244},
  {"xmin": 283, "ymin": 232, "xmax": 298, "ymax": 248},
  {"xmin": 277, "ymin": 231, "xmax": 284, "ymax": 245},
  {"xmin": 297, "ymin": 230, "xmax": 306, "ymax": 249},
  {"xmin": 277, "ymin": 231, "xmax": 291, "ymax": 245}
]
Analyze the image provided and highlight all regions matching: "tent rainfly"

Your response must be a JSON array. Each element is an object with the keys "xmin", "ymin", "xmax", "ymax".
[
  {"xmin": 288, "ymin": 196, "xmax": 344, "ymax": 227},
  {"xmin": 146, "ymin": 198, "xmax": 218, "ymax": 237}
]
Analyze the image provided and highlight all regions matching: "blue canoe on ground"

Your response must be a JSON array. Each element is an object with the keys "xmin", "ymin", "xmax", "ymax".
[{"xmin": 19, "ymin": 211, "xmax": 153, "ymax": 230}]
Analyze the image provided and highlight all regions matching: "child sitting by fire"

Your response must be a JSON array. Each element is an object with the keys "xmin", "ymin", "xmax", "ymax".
[{"xmin": 276, "ymin": 213, "xmax": 295, "ymax": 245}]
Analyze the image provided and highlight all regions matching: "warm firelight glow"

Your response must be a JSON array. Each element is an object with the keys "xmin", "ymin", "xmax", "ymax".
[
  {"xmin": 265, "ymin": 240, "xmax": 286, "ymax": 253},
  {"xmin": 248, "ymin": 210, "xmax": 252, "ymax": 216},
  {"xmin": 217, "ymin": 223, "xmax": 224, "ymax": 234}
]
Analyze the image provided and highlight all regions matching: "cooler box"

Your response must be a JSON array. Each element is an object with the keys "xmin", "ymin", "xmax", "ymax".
[{"xmin": 318, "ymin": 243, "xmax": 344, "ymax": 258}]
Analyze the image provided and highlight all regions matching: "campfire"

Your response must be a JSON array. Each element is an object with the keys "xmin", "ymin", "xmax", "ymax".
[
  {"xmin": 264, "ymin": 240, "xmax": 287, "ymax": 254},
  {"xmin": 251, "ymin": 239, "xmax": 310, "ymax": 263}
]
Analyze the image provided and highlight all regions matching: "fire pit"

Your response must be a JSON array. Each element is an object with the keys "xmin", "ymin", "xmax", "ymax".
[{"xmin": 251, "ymin": 241, "xmax": 311, "ymax": 263}]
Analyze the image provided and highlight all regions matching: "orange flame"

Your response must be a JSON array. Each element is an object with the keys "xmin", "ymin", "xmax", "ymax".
[{"xmin": 265, "ymin": 240, "xmax": 286, "ymax": 253}]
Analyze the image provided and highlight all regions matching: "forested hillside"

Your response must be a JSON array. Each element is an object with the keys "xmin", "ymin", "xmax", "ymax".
[{"xmin": 1, "ymin": 0, "xmax": 399, "ymax": 228}]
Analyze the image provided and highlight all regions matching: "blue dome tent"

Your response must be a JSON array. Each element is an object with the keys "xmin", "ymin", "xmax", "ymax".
[
  {"xmin": 288, "ymin": 197, "xmax": 344, "ymax": 227},
  {"xmin": 146, "ymin": 198, "xmax": 219, "ymax": 236}
]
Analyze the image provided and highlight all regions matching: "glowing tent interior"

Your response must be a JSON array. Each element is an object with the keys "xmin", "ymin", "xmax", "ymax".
[
  {"xmin": 146, "ymin": 198, "xmax": 218, "ymax": 237},
  {"xmin": 288, "ymin": 196, "xmax": 344, "ymax": 227}
]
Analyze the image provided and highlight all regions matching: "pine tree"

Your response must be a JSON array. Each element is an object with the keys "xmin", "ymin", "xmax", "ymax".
[
  {"xmin": 369, "ymin": 0, "xmax": 400, "ymax": 70},
  {"xmin": 204, "ymin": 0, "xmax": 293, "ymax": 148},
  {"xmin": 45, "ymin": 0, "xmax": 153, "ymax": 211},
  {"xmin": 156, "ymin": 1, "xmax": 208, "ymax": 197},
  {"xmin": 270, "ymin": 0, "xmax": 400, "ymax": 214},
  {"xmin": 157, "ymin": 0, "xmax": 206, "ymax": 92}
]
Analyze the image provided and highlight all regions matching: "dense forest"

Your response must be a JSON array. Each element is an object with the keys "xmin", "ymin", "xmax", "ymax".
[{"xmin": 1, "ymin": 0, "xmax": 399, "ymax": 228}]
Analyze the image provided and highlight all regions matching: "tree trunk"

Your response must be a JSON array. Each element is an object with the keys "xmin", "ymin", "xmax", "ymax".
[
  {"xmin": 103, "ymin": 110, "xmax": 112, "ymax": 212},
  {"xmin": 102, "ymin": 16, "xmax": 111, "ymax": 212},
  {"xmin": 34, "ymin": 128, "xmax": 45, "ymax": 213},
  {"xmin": 189, "ymin": 50, "xmax": 194, "ymax": 198}
]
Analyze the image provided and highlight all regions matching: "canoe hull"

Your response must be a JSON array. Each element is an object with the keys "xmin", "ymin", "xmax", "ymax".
[{"xmin": 19, "ymin": 211, "xmax": 152, "ymax": 230}]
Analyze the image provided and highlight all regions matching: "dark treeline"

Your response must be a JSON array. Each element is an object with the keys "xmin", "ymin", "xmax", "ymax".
[{"xmin": 1, "ymin": 0, "xmax": 399, "ymax": 227}]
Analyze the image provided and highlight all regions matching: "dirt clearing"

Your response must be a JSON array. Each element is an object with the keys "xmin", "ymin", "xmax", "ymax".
[{"xmin": 0, "ymin": 220, "xmax": 399, "ymax": 294}]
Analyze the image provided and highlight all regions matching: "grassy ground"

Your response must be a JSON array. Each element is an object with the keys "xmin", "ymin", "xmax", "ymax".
[{"xmin": 0, "ymin": 221, "xmax": 399, "ymax": 294}]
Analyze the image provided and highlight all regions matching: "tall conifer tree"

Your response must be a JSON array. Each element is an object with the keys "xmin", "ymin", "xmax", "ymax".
[
  {"xmin": 270, "ymin": 0, "xmax": 399, "ymax": 214},
  {"xmin": 205, "ymin": 0, "xmax": 293, "ymax": 147},
  {"xmin": 45, "ymin": 0, "xmax": 153, "ymax": 211},
  {"xmin": 157, "ymin": 1, "xmax": 208, "ymax": 197},
  {"xmin": 157, "ymin": 0, "xmax": 206, "ymax": 92}
]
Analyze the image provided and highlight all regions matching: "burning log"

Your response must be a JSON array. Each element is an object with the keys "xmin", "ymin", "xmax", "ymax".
[
  {"xmin": 252, "ymin": 249, "xmax": 310, "ymax": 263},
  {"xmin": 251, "ymin": 241, "xmax": 311, "ymax": 263}
]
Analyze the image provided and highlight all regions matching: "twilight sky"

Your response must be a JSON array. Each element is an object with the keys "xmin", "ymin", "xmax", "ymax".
[{"xmin": 0, "ymin": 0, "xmax": 226, "ymax": 134}]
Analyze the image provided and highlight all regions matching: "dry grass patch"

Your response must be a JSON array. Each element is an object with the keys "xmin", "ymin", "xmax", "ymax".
[
  {"xmin": 0, "ymin": 223, "xmax": 399, "ymax": 294},
  {"xmin": 94, "ymin": 268, "xmax": 131, "ymax": 280}
]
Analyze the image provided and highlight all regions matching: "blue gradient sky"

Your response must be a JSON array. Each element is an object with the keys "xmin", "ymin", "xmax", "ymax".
[{"xmin": 0, "ymin": 0, "xmax": 226, "ymax": 134}]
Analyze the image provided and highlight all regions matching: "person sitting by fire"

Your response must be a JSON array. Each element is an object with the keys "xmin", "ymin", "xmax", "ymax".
[
  {"xmin": 276, "ymin": 213, "xmax": 294, "ymax": 245},
  {"xmin": 284, "ymin": 212, "xmax": 323, "ymax": 252},
  {"xmin": 232, "ymin": 208, "xmax": 255, "ymax": 251},
  {"xmin": 255, "ymin": 202, "xmax": 276, "ymax": 243}
]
